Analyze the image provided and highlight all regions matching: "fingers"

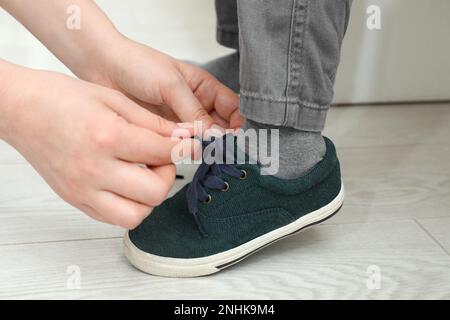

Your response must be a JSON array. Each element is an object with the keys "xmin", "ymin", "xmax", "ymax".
[
  {"xmin": 210, "ymin": 111, "xmax": 230, "ymax": 128},
  {"xmin": 91, "ymin": 163, "xmax": 177, "ymax": 229},
  {"xmin": 151, "ymin": 164, "xmax": 177, "ymax": 186},
  {"xmin": 136, "ymin": 100, "xmax": 181, "ymax": 123},
  {"xmin": 229, "ymin": 108, "xmax": 245, "ymax": 129},
  {"xmin": 206, "ymin": 82, "xmax": 240, "ymax": 123},
  {"xmin": 115, "ymin": 123, "xmax": 195, "ymax": 165},
  {"xmin": 79, "ymin": 203, "xmax": 107, "ymax": 223},
  {"xmin": 106, "ymin": 91, "xmax": 188, "ymax": 137},
  {"xmin": 90, "ymin": 190, "xmax": 153, "ymax": 229},
  {"xmin": 102, "ymin": 162, "xmax": 175, "ymax": 208},
  {"xmin": 179, "ymin": 62, "xmax": 244, "ymax": 128},
  {"xmin": 159, "ymin": 72, "xmax": 215, "ymax": 128}
]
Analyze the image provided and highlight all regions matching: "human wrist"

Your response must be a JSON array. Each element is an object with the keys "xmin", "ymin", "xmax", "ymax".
[
  {"xmin": 0, "ymin": 62, "xmax": 52, "ymax": 146},
  {"xmin": 0, "ymin": 61, "xmax": 26, "ymax": 142},
  {"xmin": 66, "ymin": 28, "xmax": 127, "ymax": 86}
]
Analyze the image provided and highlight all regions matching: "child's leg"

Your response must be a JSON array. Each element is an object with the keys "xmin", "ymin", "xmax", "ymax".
[
  {"xmin": 203, "ymin": 0, "xmax": 240, "ymax": 93},
  {"xmin": 238, "ymin": 0, "xmax": 352, "ymax": 178},
  {"xmin": 214, "ymin": 0, "xmax": 239, "ymax": 50}
]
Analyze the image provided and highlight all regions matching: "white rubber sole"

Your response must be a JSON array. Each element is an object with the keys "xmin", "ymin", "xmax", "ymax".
[{"xmin": 124, "ymin": 182, "xmax": 344, "ymax": 278}]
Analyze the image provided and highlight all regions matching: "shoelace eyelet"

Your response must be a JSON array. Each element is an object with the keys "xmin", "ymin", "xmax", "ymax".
[
  {"xmin": 240, "ymin": 170, "xmax": 248, "ymax": 180},
  {"xmin": 204, "ymin": 194, "xmax": 212, "ymax": 204},
  {"xmin": 221, "ymin": 181, "xmax": 230, "ymax": 192}
]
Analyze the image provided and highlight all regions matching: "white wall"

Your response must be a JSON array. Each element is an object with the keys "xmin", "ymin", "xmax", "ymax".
[{"xmin": 334, "ymin": 0, "xmax": 450, "ymax": 104}]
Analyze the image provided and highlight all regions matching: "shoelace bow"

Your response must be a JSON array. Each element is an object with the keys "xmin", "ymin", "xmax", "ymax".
[{"xmin": 186, "ymin": 138, "xmax": 244, "ymax": 238}]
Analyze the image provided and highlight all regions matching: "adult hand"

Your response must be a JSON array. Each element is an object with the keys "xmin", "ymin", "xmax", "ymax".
[
  {"xmin": 0, "ymin": 63, "xmax": 195, "ymax": 229},
  {"xmin": 87, "ymin": 38, "xmax": 244, "ymax": 130}
]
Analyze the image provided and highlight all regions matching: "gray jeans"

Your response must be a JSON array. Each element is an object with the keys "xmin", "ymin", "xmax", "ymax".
[{"xmin": 214, "ymin": 0, "xmax": 352, "ymax": 132}]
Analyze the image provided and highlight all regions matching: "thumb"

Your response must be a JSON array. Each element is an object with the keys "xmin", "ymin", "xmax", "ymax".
[
  {"xmin": 134, "ymin": 111, "xmax": 195, "ymax": 139},
  {"xmin": 108, "ymin": 91, "xmax": 195, "ymax": 137},
  {"xmin": 160, "ymin": 73, "xmax": 214, "ymax": 129}
]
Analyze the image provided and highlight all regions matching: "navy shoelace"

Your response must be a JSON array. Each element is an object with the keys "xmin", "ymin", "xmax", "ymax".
[{"xmin": 186, "ymin": 138, "xmax": 243, "ymax": 238}]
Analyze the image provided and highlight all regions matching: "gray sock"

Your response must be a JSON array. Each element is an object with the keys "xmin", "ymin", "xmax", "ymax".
[
  {"xmin": 243, "ymin": 120, "xmax": 326, "ymax": 179},
  {"xmin": 202, "ymin": 52, "xmax": 240, "ymax": 93}
]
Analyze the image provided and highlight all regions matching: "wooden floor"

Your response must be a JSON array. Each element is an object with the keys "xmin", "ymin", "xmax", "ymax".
[{"xmin": 0, "ymin": 103, "xmax": 449, "ymax": 299}]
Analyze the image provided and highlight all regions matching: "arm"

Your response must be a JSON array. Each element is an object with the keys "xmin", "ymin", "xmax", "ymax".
[
  {"xmin": 0, "ymin": 59, "xmax": 39, "ymax": 145},
  {"xmin": 0, "ymin": 0, "xmax": 120, "ymax": 82}
]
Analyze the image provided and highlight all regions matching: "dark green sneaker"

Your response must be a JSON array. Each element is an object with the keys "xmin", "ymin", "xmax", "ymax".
[{"xmin": 124, "ymin": 137, "xmax": 344, "ymax": 277}]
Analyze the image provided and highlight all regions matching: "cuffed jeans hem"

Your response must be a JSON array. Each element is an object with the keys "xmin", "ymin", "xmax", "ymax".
[
  {"xmin": 239, "ymin": 94, "xmax": 328, "ymax": 132},
  {"xmin": 216, "ymin": 27, "xmax": 239, "ymax": 50}
]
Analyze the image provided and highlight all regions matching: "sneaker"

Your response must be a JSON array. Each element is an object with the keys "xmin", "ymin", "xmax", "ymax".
[{"xmin": 124, "ymin": 136, "xmax": 344, "ymax": 277}]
